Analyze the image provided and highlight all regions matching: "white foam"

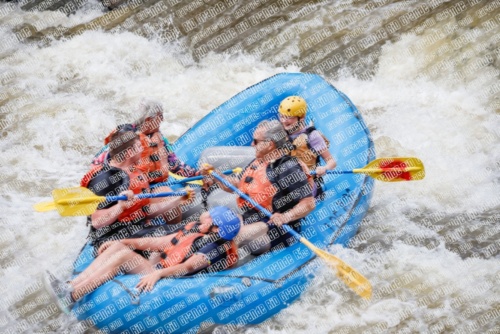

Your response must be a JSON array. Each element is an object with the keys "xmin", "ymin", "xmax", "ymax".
[
  {"xmin": 1, "ymin": 3, "xmax": 499, "ymax": 333},
  {"xmin": 0, "ymin": 29, "xmax": 285, "ymax": 330},
  {"xmin": 334, "ymin": 34, "xmax": 500, "ymax": 215}
]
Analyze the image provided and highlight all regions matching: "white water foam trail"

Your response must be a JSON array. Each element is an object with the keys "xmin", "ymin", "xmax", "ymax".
[
  {"xmin": 253, "ymin": 243, "xmax": 499, "ymax": 333},
  {"xmin": 342, "ymin": 35, "xmax": 500, "ymax": 215}
]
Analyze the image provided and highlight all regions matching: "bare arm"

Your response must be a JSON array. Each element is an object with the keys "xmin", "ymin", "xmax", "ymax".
[
  {"xmin": 90, "ymin": 189, "xmax": 144, "ymax": 228},
  {"xmin": 145, "ymin": 187, "xmax": 195, "ymax": 219},
  {"xmin": 145, "ymin": 196, "xmax": 185, "ymax": 219},
  {"xmin": 200, "ymin": 164, "xmax": 240, "ymax": 193},
  {"xmin": 90, "ymin": 198, "xmax": 130, "ymax": 229},
  {"xmin": 313, "ymin": 149, "xmax": 337, "ymax": 177},
  {"xmin": 157, "ymin": 253, "xmax": 209, "ymax": 277},
  {"xmin": 136, "ymin": 253, "xmax": 210, "ymax": 291},
  {"xmin": 211, "ymin": 173, "xmax": 240, "ymax": 193},
  {"xmin": 320, "ymin": 150, "xmax": 337, "ymax": 170},
  {"xmin": 310, "ymin": 130, "xmax": 336, "ymax": 176},
  {"xmin": 269, "ymin": 196, "xmax": 315, "ymax": 226},
  {"xmin": 285, "ymin": 196, "xmax": 315, "ymax": 222}
]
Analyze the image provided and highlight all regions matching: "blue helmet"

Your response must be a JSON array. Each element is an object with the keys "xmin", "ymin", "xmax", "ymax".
[{"xmin": 209, "ymin": 206, "xmax": 241, "ymax": 241}]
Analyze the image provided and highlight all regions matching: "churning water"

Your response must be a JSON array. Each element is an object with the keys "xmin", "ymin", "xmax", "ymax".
[{"xmin": 0, "ymin": 0, "xmax": 499, "ymax": 333}]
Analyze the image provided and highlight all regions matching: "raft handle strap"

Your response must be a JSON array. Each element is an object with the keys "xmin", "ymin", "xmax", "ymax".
[{"xmin": 112, "ymin": 279, "xmax": 141, "ymax": 305}]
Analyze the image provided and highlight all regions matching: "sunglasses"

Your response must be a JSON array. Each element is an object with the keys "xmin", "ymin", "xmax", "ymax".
[{"xmin": 252, "ymin": 138, "xmax": 270, "ymax": 145}]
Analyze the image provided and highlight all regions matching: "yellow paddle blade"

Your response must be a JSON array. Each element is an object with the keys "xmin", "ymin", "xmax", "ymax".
[
  {"xmin": 33, "ymin": 201, "xmax": 57, "ymax": 212},
  {"xmin": 300, "ymin": 238, "xmax": 372, "ymax": 300},
  {"xmin": 354, "ymin": 157, "xmax": 425, "ymax": 182},
  {"xmin": 52, "ymin": 187, "xmax": 106, "ymax": 216},
  {"xmin": 168, "ymin": 172, "xmax": 203, "ymax": 186}
]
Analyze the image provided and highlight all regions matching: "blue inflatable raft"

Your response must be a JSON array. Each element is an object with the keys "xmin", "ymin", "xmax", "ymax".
[{"xmin": 71, "ymin": 72, "xmax": 375, "ymax": 333}]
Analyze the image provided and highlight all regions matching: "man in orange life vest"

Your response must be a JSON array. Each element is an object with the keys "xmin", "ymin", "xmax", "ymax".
[
  {"xmin": 46, "ymin": 206, "xmax": 241, "ymax": 313},
  {"xmin": 80, "ymin": 129, "xmax": 194, "ymax": 247},
  {"xmin": 201, "ymin": 120, "xmax": 315, "ymax": 256}
]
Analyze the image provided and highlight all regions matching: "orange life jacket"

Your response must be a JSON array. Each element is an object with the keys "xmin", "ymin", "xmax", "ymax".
[
  {"xmin": 290, "ymin": 126, "xmax": 330, "ymax": 170},
  {"xmin": 138, "ymin": 132, "xmax": 170, "ymax": 183},
  {"xmin": 80, "ymin": 164, "xmax": 150, "ymax": 224},
  {"xmin": 160, "ymin": 222, "xmax": 238, "ymax": 269},
  {"xmin": 236, "ymin": 159, "xmax": 277, "ymax": 213},
  {"xmin": 237, "ymin": 157, "xmax": 313, "ymax": 213}
]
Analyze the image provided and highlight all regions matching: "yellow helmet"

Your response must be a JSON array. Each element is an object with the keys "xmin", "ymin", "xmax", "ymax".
[{"xmin": 278, "ymin": 96, "xmax": 307, "ymax": 118}]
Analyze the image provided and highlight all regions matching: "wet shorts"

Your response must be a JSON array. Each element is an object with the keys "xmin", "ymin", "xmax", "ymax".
[
  {"xmin": 243, "ymin": 213, "xmax": 301, "ymax": 255},
  {"xmin": 267, "ymin": 220, "xmax": 301, "ymax": 250}
]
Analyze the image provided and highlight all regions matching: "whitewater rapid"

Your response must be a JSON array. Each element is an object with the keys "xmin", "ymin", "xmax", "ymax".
[{"xmin": 1, "ymin": 1, "xmax": 499, "ymax": 333}]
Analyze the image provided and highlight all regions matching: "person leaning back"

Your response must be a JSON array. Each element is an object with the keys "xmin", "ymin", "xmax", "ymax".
[{"xmin": 45, "ymin": 206, "xmax": 241, "ymax": 314}]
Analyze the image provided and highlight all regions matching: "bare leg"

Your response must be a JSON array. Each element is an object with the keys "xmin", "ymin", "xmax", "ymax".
[
  {"xmin": 70, "ymin": 243, "xmax": 124, "ymax": 287},
  {"xmin": 235, "ymin": 222, "xmax": 271, "ymax": 255},
  {"xmin": 71, "ymin": 237, "xmax": 172, "ymax": 287},
  {"xmin": 132, "ymin": 235, "xmax": 175, "ymax": 251},
  {"xmin": 70, "ymin": 243, "xmax": 154, "ymax": 300}
]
